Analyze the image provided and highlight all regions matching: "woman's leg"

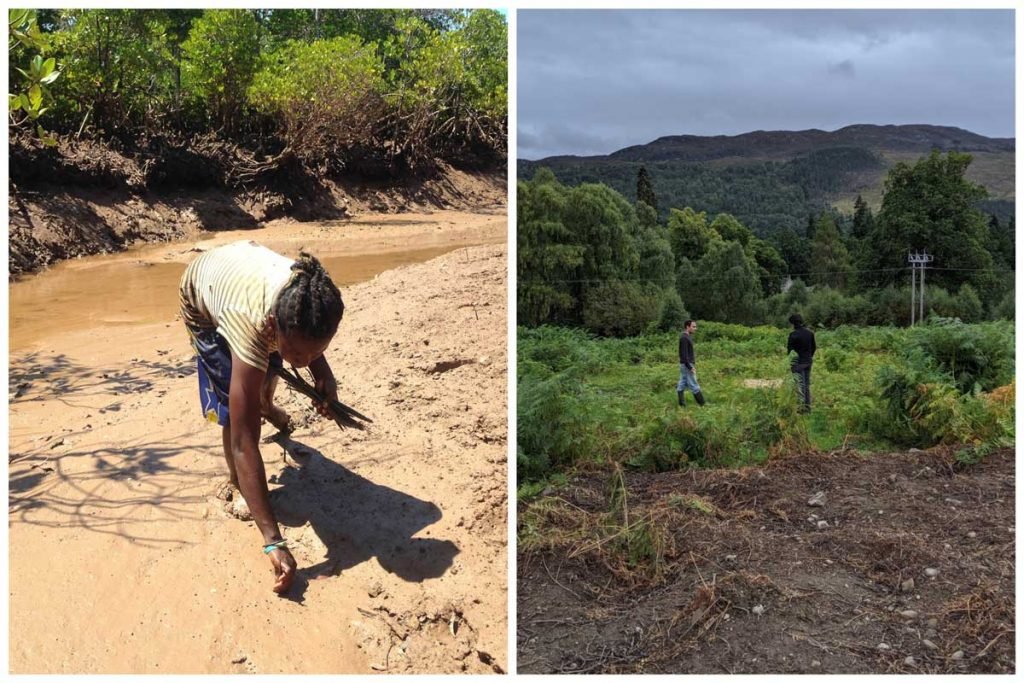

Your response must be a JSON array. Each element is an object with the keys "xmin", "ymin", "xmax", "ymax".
[{"xmin": 222, "ymin": 422, "xmax": 239, "ymax": 488}]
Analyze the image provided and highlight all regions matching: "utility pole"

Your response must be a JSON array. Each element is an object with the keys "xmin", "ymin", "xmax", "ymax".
[{"xmin": 908, "ymin": 252, "xmax": 934, "ymax": 326}]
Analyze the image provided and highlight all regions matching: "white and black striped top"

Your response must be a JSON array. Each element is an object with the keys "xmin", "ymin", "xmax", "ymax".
[{"xmin": 179, "ymin": 240, "xmax": 294, "ymax": 371}]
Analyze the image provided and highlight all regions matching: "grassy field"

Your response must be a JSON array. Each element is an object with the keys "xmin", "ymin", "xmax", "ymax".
[{"xmin": 518, "ymin": 320, "xmax": 1014, "ymax": 491}]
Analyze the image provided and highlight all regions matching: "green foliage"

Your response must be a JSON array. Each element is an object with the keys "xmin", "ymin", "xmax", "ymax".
[
  {"xmin": 517, "ymin": 321, "xmax": 1014, "ymax": 490},
  {"xmin": 749, "ymin": 238, "xmax": 788, "ymax": 295},
  {"xmin": 869, "ymin": 319, "xmax": 1015, "ymax": 446},
  {"xmin": 8, "ymin": 9, "xmax": 60, "ymax": 143},
  {"xmin": 181, "ymin": 9, "xmax": 260, "ymax": 134},
  {"xmin": 770, "ymin": 227, "xmax": 811, "ymax": 276},
  {"xmin": 628, "ymin": 413, "xmax": 709, "ymax": 471},
  {"xmin": 679, "ymin": 240, "xmax": 763, "ymax": 324},
  {"xmin": 582, "ymin": 281, "xmax": 663, "ymax": 338},
  {"xmin": 517, "ymin": 173, "xmax": 677, "ymax": 335},
  {"xmin": 517, "ymin": 362, "xmax": 595, "ymax": 484},
  {"xmin": 658, "ymin": 289, "xmax": 689, "ymax": 332},
  {"xmin": 803, "ymin": 287, "xmax": 871, "ymax": 327},
  {"xmin": 11, "ymin": 8, "xmax": 506, "ymax": 173},
  {"xmin": 866, "ymin": 151, "xmax": 999, "ymax": 305},
  {"xmin": 636, "ymin": 166, "xmax": 657, "ymax": 211},
  {"xmin": 710, "ymin": 213, "xmax": 753, "ymax": 246},
  {"xmin": 746, "ymin": 374, "xmax": 811, "ymax": 455},
  {"xmin": 249, "ymin": 36, "xmax": 384, "ymax": 168},
  {"xmin": 381, "ymin": 10, "xmax": 506, "ymax": 165},
  {"xmin": 873, "ymin": 365, "xmax": 1012, "ymax": 447},
  {"xmin": 51, "ymin": 10, "xmax": 187, "ymax": 136},
  {"xmin": 991, "ymin": 289, "xmax": 1014, "ymax": 320},
  {"xmin": 667, "ymin": 206, "xmax": 719, "ymax": 264},
  {"xmin": 517, "ymin": 175, "xmax": 584, "ymax": 327},
  {"xmin": 906, "ymin": 319, "xmax": 1014, "ymax": 393},
  {"xmin": 519, "ymin": 146, "xmax": 883, "ymax": 237},
  {"xmin": 809, "ymin": 212, "xmax": 853, "ymax": 290}
]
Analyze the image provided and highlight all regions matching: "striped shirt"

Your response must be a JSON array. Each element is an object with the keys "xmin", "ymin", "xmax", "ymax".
[{"xmin": 179, "ymin": 240, "xmax": 295, "ymax": 370}]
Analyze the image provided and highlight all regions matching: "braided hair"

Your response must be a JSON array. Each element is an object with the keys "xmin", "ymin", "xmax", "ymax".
[{"xmin": 273, "ymin": 252, "xmax": 344, "ymax": 340}]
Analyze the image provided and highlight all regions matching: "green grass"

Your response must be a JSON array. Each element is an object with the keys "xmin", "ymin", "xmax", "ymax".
[{"xmin": 518, "ymin": 320, "xmax": 1014, "ymax": 486}]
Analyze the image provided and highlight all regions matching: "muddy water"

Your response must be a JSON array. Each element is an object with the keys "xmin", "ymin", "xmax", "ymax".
[{"xmin": 10, "ymin": 240, "xmax": 481, "ymax": 352}]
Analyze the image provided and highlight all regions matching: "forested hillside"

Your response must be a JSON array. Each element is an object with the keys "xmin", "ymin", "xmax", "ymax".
[{"xmin": 518, "ymin": 125, "xmax": 1014, "ymax": 235}]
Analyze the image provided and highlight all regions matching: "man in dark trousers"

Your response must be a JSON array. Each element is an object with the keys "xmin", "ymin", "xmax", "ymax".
[
  {"xmin": 787, "ymin": 313, "xmax": 816, "ymax": 412},
  {"xmin": 677, "ymin": 319, "xmax": 705, "ymax": 407}
]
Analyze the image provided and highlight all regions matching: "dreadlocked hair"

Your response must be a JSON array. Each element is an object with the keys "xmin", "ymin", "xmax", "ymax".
[{"xmin": 273, "ymin": 252, "xmax": 344, "ymax": 340}]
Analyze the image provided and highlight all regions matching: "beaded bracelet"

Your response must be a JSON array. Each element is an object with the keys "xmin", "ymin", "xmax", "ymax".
[{"xmin": 263, "ymin": 539, "xmax": 288, "ymax": 554}]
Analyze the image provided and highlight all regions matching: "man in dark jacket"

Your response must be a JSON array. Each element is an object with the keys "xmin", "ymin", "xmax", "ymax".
[
  {"xmin": 787, "ymin": 313, "xmax": 816, "ymax": 412},
  {"xmin": 677, "ymin": 320, "xmax": 705, "ymax": 407}
]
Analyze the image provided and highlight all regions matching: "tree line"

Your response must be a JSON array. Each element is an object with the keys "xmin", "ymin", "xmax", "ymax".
[
  {"xmin": 518, "ymin": 150, "xmax": 1014, "ymax": 335},
  {"xmin": 519, "ymin": 146, "xmax": 1015, "ymax": 238},
  {"xmin": 9, "ymin": 8, "xmax": 507, "ymax": 176}
]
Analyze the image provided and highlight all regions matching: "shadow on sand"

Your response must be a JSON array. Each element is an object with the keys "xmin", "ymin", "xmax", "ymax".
[{"xmin": 267, "ymin": 435, "xmax": 459, "ymax": 602}]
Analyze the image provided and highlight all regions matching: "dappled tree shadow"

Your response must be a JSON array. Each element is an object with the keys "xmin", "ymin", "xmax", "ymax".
[
  {"xmin": 10, "ymin": 351, "xmax": 195, "ymax": 408},
  {"xmin": 9, "ymin": 430, "xmax": 218, "ymax": 548},
  {"xmin": 266, "ymin": 435, "xmax": 459, "ymax": 597}
]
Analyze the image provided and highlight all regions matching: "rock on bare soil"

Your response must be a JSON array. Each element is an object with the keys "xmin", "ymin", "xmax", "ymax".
[
  {"xmin": 9, "ymin": 240, "xmax": 507, "ymax": 674},
  {"xmin": 518, "ymin": 448, "xmax": 1014, "ymax": 674}
]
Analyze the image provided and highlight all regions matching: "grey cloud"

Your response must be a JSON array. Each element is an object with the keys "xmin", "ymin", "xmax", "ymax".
[
  {"xmin": 518, "ymin": 10, "xmax": 1014, "ymax": 159},
  {"xmin": 827, "ymin": 59, "xmax": 856, "ymax": 78}
]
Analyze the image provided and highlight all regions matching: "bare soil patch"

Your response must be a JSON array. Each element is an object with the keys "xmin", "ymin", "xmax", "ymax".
[{"xmin": 518, "ymin": 448, "xmax": 1014, "ymax": 674}]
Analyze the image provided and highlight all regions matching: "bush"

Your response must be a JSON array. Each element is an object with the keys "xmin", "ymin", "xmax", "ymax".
[
  {"xmin": 992, "ymin": 289, "xmax": 1014, "ymax": 320},
  {"xmin": 907, "ymin": 319, "xmax": 1014, "ymax": 393},
  {"xmin": 747, "ymin": 374, "xmax": 811, "ymax": 455},
  {"xmin": 865, "ymin": 286, "xmax": 911, "ymax": 326},
  {"xmin": 627, "ymin": 413, "xmax": 704, "ymax": 471},
  {"xmin": 582, "ymin": 281, "xmax": 662, "ymax": 337},
  {"xmin": 804, "ymin": 286, "xmax": 871, "ymax": 327},
  {"xmin": 518, "ymin": 325, "xmax": 599, "ymax": 374},
  {"xmin": 955, "ymin": 284, "xmax": 984, "ymax": 323},
  {"xmin": 249, "ymin": 36, "xmax": 385, "ymax": 171},
  {"xmin": 517, "ymin": 365, "xmax": 594, "ymax": 483},
  {"xmin": 873, "ymin": 365, "xmax": 1013, "ymax": 447},
  {"xmin": 657, "ymin": 289, "xmax": 689, "ymax": 332},
  {"xmin": 182, "ymin": 10, "xmax": 261, "ymax": 134}
]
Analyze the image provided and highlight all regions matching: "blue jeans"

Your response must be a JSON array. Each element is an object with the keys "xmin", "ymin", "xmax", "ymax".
[{"xmin": 677, "ymin": 365, "xmax": 701, "ymax": 395}]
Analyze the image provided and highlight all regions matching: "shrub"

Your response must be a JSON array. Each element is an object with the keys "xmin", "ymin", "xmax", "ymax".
[
  {"xmin": 517, "ymin": 365, "xmax": 594, "ymax": 482},
  {"xmin": 907, "ymin": 319, "xmax": 1014, "ymax": 393},
  {"xmin": 991, "ymin": 289, "xmax": 1014, "ymax": 320},
  {"xmin": 747, "ymin": 375, "xmax": 811, "ymax": 455},
  {"xmin": 658, "ymin": 289, "xmax": 689, "ymax": 332},
  {"xmin": 518, "ymin": 325, "xmax": 598, "ymax": 374},
  {"xmin": 804, "ymin": 286, "xmax": 871, "ymax": 327},
  {"xmin": 248, "ymin": 36, "xmax": 385, "ymax": 171},
  {"xmin": 182, "ymin": 10, "xmax": 261, "ymax": 134},
  {"xmin": 582, "ymin": 281, "xmax": 662, "ymax": 337}
]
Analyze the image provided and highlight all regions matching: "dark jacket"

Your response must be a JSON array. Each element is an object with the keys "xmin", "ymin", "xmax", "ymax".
[
  {"xmin": 679, "ymin": 332, "xmax": 695, "ymax": 369},
  {"xmin": 788, "ymin": 325, "xmax": 816, "ymax": 366}
]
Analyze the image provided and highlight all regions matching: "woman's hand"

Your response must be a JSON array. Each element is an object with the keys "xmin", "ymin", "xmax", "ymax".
[
  {"xmin": 313, "ymin": 374, "xmax": 338, "ymax": 418},
  {"xmin": 268, "ymin": 546, "xmax": 297, "ymax": 593}
]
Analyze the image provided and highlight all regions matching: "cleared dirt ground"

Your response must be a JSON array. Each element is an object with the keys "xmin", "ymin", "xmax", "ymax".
[{"xmin": 518, "ymin": 447, "xmax": 1014, "ymax": 674}]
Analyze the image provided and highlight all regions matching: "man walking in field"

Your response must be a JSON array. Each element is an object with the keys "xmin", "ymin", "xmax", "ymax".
[
  {"xmin": 677, "ymin": 319, "xmax": 706, "ymax": 407},
  {"xmin": 787, "ymin": 313, "xmax": 816, "ymax": 412}
]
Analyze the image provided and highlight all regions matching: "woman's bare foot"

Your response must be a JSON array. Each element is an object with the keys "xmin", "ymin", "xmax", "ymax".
[{"xmin": 215, "ymin": 479, "xmax": 239, "ymax": 502}]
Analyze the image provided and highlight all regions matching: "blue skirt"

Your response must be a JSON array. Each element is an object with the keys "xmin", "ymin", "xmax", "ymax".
[{"xmin": 188, "ymin": 327, "xmax": 281, "ymax": 426}]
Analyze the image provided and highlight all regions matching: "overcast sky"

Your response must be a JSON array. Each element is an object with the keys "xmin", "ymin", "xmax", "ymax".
[{"xmin": 518, "ymin": 10, "xmax": 1015, "ymax": 160}]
